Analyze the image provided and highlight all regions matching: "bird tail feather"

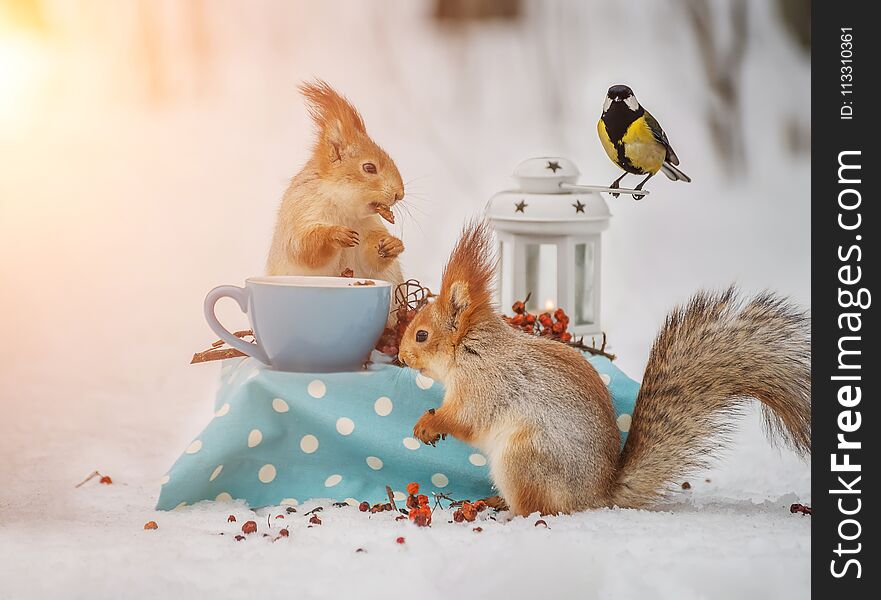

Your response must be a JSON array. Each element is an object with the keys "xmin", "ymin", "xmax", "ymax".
[{"xmin": 661, "ymin": 162, "xmax": 691, "ymax": 183}]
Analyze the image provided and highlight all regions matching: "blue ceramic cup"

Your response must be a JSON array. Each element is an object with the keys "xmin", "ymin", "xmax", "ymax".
[{"xmin": 204, "ymin": 276, "xmax": 391, "ymax": 372}]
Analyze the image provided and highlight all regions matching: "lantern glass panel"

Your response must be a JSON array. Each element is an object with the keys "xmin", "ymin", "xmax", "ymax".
[
  {"xmin": 525, "ymin": 243, "xmax": 557, "ymax": 313},
  {"xmin": 574, "ymin": 241, "xmax": 595, "ymax": 325}
]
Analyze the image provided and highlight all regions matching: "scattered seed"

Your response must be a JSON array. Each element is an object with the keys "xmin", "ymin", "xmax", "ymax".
[
  {"xmin": 143, "ymin": 521, "xmax": 158, "ymax": 530},
  {"xmin": 286, "ymin": 506, "xmax": 297, "ymax": 514},
  {"xmin": 278, "ymin": 528, "xmax": 289, "ymax": 537},
  {"xmin": 234, "ymin": 535, "xmax": 245, "ymax": 541},
  {"xmin": 227, "ymin": 515, "xmax": 236, "ymax": 522},
  {"xmin": 99, "ymin": 475, "xmax": 113, "ymax": 485},
  {"xmin": 473, "ymin": 527, "xmax": 483, "ymax": 533},
  {"xmin": 534, "ymin": 519, "xmax": 548, "ymax": 528},
  {"xmin": 681, "ymin": 482, "xmax": 691, "ymax": 490},
  {"xmin": 309, "ymin": 515, "xmax": 322, "ymax": 525},
  {"xmin": 355, "ymin": 548, "xmax": 366, "ymax": 553},
  {"xmin": 275, "ymin": 514, "xmax": 285, "ymax": 519},
  {"xmin": 396, "ymin": 536, "xmax": 405, "ymax": 544}
]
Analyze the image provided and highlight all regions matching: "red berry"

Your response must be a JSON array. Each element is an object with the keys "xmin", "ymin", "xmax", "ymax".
[
  {"xmin": 241, "ymin": 520, "xmax": 257, "ymax": 534},
  {"xmin": 227, "ymin": 515, "xmax": 236, "ymax": 522},
  {"xmin": 359, "ymin": 501, "xmax": 369, "ymax": 512},
  {"xmin": 99, "ymin": 475, "xmax": 113, "ymax": 485},
  {"xmin": 309, "ymin": 515, "xmax": 322, "ymax": 525},
  {"xmin": 275, "ymin": 514, "xmax": 285, "ymax": 519},
  {"xmin": 406, "ymin": 482, "xmax": 420, "ymax": 495},
  {"xmin": 143, "ymin": 521, "xmax": 158, "ymax": 530},
  {"xmin": 453, "ymin": 509, "xmax": 465, "ymax": 523},
  {"xmin": 417, "ymin": 494, "xmax": 429, "ymax": 506},
  {"xmin": 396, "ymin": 536, "xmax": 406, "ymax": 544},
  {"xmin": 278, "ymin": 528, "xmax": 289, "ymax": 537},
  {"xmin": 473, "ymin": 527, "xmax": 483, "ymax": 533}
]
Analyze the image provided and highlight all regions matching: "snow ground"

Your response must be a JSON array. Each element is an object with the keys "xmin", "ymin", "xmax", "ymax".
[
  {"xmin": 0, "ymin": 1, "xmax": 811, "ymax": 598},
  {"xmin": 1, "ymin": 378, "xmax": 810, "ymax": 600}
]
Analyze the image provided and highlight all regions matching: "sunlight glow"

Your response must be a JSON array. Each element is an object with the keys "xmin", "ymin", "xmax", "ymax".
[{"xmin": 0, "ymin": 31, "xmax": 49, "ymax": 123}]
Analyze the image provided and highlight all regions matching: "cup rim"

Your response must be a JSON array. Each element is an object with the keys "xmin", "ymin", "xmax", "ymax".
[{"xmin": 245, "ymin": 275, "xmax": 393, "ymax": 288}]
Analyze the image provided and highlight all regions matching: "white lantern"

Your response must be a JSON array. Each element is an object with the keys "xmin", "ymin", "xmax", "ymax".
[{"xmin": 487, "ymin": 156, "xmax": 626, "ymax": 335}]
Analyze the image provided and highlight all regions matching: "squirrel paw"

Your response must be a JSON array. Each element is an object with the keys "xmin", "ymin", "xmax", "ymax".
[
  {"xmin": 413, "ymin": 410, "xmax": 443, "ymax": 446},
  {"xmin": 330, "ymin": 226, "xmax": 359, "ymax": 248},
  {"xmin": 377, "ymin": 236, "xmax": 404, "ymax": 259}
]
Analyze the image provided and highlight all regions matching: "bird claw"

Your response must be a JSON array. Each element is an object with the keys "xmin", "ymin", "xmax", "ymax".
[{"xmin": 633, "ymin": 193, "xmax": 645, "ymax": 201}]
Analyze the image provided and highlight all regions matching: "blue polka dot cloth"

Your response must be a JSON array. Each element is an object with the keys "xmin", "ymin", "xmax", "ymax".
[{"xmin": 156, "ymin": 353, "xmax": 639, "ymax": 510}]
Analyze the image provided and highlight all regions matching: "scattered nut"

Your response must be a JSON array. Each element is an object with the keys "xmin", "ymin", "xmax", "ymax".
[{"xmin": 143, "ymin": 521, "xmax": 158, "ymax": 530}]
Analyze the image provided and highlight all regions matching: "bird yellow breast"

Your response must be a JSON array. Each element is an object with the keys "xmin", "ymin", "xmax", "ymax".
[
  {"xmin": 622, "ymin": 117, "xmax": 666, "ymax": 173},
  {"xmin": 597, "ymin": 119, "xmax": 618, "ymax": 164}
]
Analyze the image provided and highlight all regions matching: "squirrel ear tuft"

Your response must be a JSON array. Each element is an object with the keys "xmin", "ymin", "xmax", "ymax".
[
  {"xmin": 299, "ymin": 79, "xmax": 366, "ymax": 161},
  {"xmin": 447, "ymin": 281, "xmax": 471, "ymax": 325},
  {"xmin": 439, "ymin": 219, "xmax": 497, "ymax": 336}
]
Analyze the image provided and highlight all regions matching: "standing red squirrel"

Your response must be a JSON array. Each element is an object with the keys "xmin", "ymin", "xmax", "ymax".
[
  {"xmin": 266, "ymin": 80, "xmax": 405, "ymax": 286},
  {"xmin": 398, "ymin": 221, "xmax": 811, "ymax": 516}
]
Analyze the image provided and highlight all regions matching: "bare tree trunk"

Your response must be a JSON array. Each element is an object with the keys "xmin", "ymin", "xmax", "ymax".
[{"xmin": 683, "ymin": 0, "xmax": 748, "ymax": 174}]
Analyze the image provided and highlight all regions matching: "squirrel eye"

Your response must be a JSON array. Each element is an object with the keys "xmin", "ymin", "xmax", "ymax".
[
  {"xmin": 415, "ymin": 330, "xmax": 429, "ymax": 342},
  {"xmin": 362, "ymin": 162, "xmax": 377, "ymax": 174}
]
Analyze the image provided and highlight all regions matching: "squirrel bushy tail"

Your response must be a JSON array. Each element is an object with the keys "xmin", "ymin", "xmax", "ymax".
[{"xmin": 611, "ymin": 288, "xmax": 811, "ymax": 508}]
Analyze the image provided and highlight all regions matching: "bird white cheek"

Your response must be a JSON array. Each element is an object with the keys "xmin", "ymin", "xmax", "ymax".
[
  {"xmin": 602, "ymin": 97, "xmax": 611, "ymax": 113},
  {"xmin": 625, "ymin": 96, "xmax": 640, "ymax": 111}
]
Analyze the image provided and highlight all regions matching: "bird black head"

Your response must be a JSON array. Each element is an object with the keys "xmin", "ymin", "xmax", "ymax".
[{"xmin": 604, "ymin": 84, "xmax": 639, "ymax": 113}]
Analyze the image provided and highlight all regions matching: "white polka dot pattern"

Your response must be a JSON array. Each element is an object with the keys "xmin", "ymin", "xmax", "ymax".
[
  {"xmin": 469, "ymin": 453, "xmax": 487, "ymax": 467},
  {"xmin": 324, "ymin": 474, "xmax": 342, "ymax": 487},
  {"xmin": 415, "ymin": 374, "xmax": 434, "ymax": 389},
  {"xmin": 336, "ymin": 417, "xmax": 355, "ymax": 435},
  {"xmin": 431, "ymin": 473, "xmax": 449, "ymax": 488},
  {"xmin": 300, "ymin": 434, "xmax": 319, "ymax": 453},
  {"xmin": 366, "ymin": 456, "xmax": 383, "ymax": 470},
  {"xmin": 185, "ymin": 440, "xmax": 202, "ymax": 454},
  {"xmin": 402, "ymin": 437, "xmax": 420, "ymax": 450},
  {"xmin": 258, "ymin": 464, "xmax": 276, "ymax": 483},
  {"xmin": 307, "ymin": 379, "xmax": 326, "ymax": 398},
  {"xmin": 272, "ymin": 398, "xmax": 289, "ymax": 413},
  {"xmin": 209, "ymin": 465, "xmax": 223, "ymax": 481},
  {"xmin": 617, "ymin": 413, "xmax": 632, "ymax": 433},
  {"xmin": 374, "ymin": 396, "xmax": 393, "ymax": 416},
  {"xmin": 247, "ymin": 429, "xmax": 263, "ymax": 448}
]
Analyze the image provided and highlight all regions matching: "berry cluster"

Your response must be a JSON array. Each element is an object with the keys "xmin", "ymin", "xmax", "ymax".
[
  {"xmin": 358, "ymin": 500, "xmax": 396, "ymax": 513},
  {"xmin": 376, "ymin": 307, "xmax": 421, "ymax": 357},
  {"xmin": 405, "ymin": 482, "xmax": 432, "ymax": 526},
  {"xmin": 503, "ymin": 296, "xmax": 573, "ymax": 343},
  {"xmin": 452, "ymin": 499, "xmax": 487, "ymax": 523}
]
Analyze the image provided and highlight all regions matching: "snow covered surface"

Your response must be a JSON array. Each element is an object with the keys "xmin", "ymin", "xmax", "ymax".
[
  {"xmin": 1, "ymin": 1, "xmax": 810, "ymax": 598},
  {"xmin": 1, "ymin": 398, "xmax": 809, "ymax": 600}
]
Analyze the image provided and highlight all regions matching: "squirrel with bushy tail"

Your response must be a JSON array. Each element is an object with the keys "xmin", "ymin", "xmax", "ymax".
[{"xmin": 399, "ymin": 221, "xmax": 811, "ymax": 516}]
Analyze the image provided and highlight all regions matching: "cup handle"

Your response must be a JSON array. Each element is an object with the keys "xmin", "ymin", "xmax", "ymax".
[{"xmin": 204, "ymin": 285, "xmax": 270, "ymax": 365}]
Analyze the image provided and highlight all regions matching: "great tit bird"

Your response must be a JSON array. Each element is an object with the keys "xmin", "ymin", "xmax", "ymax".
[{"xmin": 597, "ymin": 84, "xmax": 690, "ymax": 199}]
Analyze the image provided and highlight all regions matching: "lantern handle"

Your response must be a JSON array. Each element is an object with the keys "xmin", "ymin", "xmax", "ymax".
[{"xmin": 559, "ymin": 182, "xmax": 650, "ymax": 198}]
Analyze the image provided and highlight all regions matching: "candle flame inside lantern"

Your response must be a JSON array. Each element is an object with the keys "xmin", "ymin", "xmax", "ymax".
[{"xmin": 544, "ymin": 299, "xmax": 555, "ymax": 312}]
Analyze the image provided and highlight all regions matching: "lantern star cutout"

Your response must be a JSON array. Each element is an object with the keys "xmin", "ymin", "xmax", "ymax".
[
  {"xmin": 572, "ymin": 199, "xmax": 586, "ymax": 213},
  {"xmin": 546, "ymin": 161, "xmax": 561, "ymax": 173},
  {"xmin": 514, "ymin": 200, "xmax": 528, "ymax": 213}
]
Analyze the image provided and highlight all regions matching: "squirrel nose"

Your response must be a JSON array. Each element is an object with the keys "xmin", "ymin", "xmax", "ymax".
[{"xmin": 394, "ymin": 191, "xmax": 403, "ymax": 202}]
